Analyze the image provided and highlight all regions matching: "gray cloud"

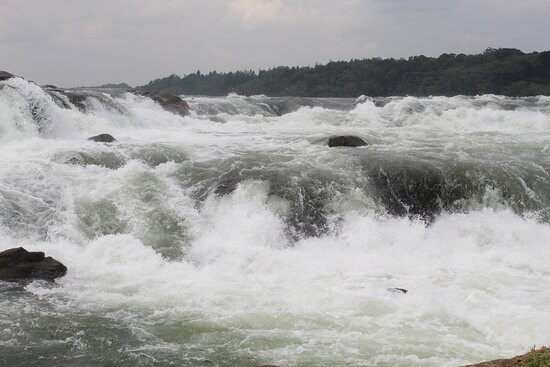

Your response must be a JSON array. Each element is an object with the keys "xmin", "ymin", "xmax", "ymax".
[{"xmin": 1, "ymin": 0, "xmax": 548, "ymax": 87}]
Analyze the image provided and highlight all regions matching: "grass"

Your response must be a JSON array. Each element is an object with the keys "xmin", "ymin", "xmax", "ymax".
[
  {"xmin": 522, "ymin": 347, "xmax": 550, "ymax": 367},
  {"xmin": 464, "ymin": 347, "xmax": 550, "ymax": 367}
]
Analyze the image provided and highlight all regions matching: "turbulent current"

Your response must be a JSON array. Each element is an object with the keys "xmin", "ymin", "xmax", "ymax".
[{"xmin": 1, "ymin": 77, "xmax": 549, "ymax": 366}]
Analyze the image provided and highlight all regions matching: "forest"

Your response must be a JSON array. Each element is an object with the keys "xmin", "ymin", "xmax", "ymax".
[{"xmin": 137, "ymin": 48, "xmax": 550, "ymax": 97}]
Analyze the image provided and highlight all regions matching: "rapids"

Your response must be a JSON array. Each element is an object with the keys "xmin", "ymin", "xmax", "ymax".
[{"xmin": 1, "ymin": 77, "xmax": 549, "ymax": 366}]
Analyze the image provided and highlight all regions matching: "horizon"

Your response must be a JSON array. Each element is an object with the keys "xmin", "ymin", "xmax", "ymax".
[{"xmin": 2, "ymin": 0, "xmax": 549, "ymax": 88}]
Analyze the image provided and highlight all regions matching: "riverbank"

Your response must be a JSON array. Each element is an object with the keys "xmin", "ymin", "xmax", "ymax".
[{"xmin": 465, "ymin": 347, "xmax": 550, "ymax": 367}]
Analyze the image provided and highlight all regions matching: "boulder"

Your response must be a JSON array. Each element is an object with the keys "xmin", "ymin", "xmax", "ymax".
[
  {"xmin": 151, "ymin": 93, "xmax": 190, "ymax": 116},
  {"xmin": 328, "ymin": 136, "xmax": 367, "ymax": 147},
  {"xmin": 0, "ymin": 71, "xmax": 14, "ymax": 81},
  {"xmin": 0, "ymin": 247, "xmax": 67, "ymax": 282},
  {"xmin": 365, "ymin": 159, "xmax": 470, "ymax": 222},
  {"xmin": 88, "ymin": 133, "xmax": 116, "ymax": 143}
]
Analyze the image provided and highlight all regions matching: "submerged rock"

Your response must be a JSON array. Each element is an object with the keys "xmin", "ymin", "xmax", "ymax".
[
  {"xmin": 0, "ymin": 247, "xmax": 67, "ymax": 282},
  {"xmin": 366, "ymin": 159, "xmax": 473, "ymax": 221},
  {"xmin": 328, "ymin": 136, "xmax": 367, "ymax": 147},
  {"xmin": 60, "ymin": 151, "xmax": 126, "ymax": 169},
  {"xmin": 88, "ymin": 133, "xmax": 116, "ymax": 143},
  {"xmin": 212, "ymin": 168, "xmax": 329, "ymax": 239},
  {"xmin": 63, "ymin": 91, "xmax": 88, "ymax": 111},
  {"xmin": 44, "ymin": 87, "xmax": 129, "ymax": 115},
  {"xmin": 388, "ymin": 287, "xmax": 408, "ymax": 294},
  {"xmin": 0, "ymin": 70, "xmax": 15, "ymax": 81},
  {"xmin": 208, "ymin": 116, "xmax": 226, "ymax": 123},
  {"xmin": 150, "ymin": 93, "xmax": 190, "ymax": 116}
]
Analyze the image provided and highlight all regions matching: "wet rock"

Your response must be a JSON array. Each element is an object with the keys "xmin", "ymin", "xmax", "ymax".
[
  {"xmin": 212, "ymin": 168, "xmax": 329, "ymax": 239},
  {"xmin": 328, "ymin": 136, "xmax": 367, "ymax": 147},
  {"xmin": 88, "ymin": 133, "xmax": 116, "ymax": 143},
  {"xmin": 214, "ymin": 175, "xmax": 242, "ymax": 196},
  {"xmin": 0, "ymin": 247, "xmax": 67, "ymax": 282},
  {"xmin": 208, "ymin": 116, "xmax": 226, "ymax": 123},
  {"xmin": 129, "ymin": 144, "xmax": 188, "ymax": 167},
  {"xmin": 43, "ymin": 86, "xmax": 89, "ymax": 110},
  {"xmin": 64, "ymin": 91, "xmax": 88, "ymax": 111},
  {"xmin": 150, "ymin": 93, "xmax": 190, "ymax": 116},
  {"xmin": 43, "ymin": 86, "xmax": 71, "ymax": 109},
  {"xmin": 60, "ymin": 151, "xmax": 126, "ymax": 169},
  {"xmin": 44, "ymin": 87, "xmax": 129, "ymax": 115},
  {"xmin": 0, "ymin": 71, "xmax": 15, "ymax": 81},
  {"xmin": 366, "ymin": 159, "xmax": 473, "ymax": 221},
  {"xmin": 388, "ymin": 287, "xmax": 408, "ymax": 294}
]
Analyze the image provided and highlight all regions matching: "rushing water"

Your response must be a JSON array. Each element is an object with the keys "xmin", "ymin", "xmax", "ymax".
[{"xmin": 1, "ymin": 76, "xmax": 549, "ymax": 367}]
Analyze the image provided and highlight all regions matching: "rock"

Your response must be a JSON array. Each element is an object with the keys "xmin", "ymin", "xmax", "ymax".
[
  {"xmin": 42, "ymin": 86, "xmax": 88, "ymax": 110},
  {"xmin": 208, "ymin": 116, "xmax": 226, "ymax": 123},
  {"xmin": 64, "ymin": 91, "xmax": 88, "ymax": 111},
  {"xmin": 88, "ymin": 133, "xmax": 116, "ymax": 143},
  {"xmin": 60, "ymin": 151, "xmax": 126, "ymax": 169},
  {"xmin": 0, "ymin": 247, "xmax": 67, "ymax": 282},
  {"xmin": 388, "ymin": 287, "xmax": 408, "ymax": 294},
  {"xmin": 212, "ymin": 169, "xmax": 329, "ymax": 239},
  {"xmin": 328, "ymin": 136, "xmax": 367, "ymax": 147},
  {"xmin": 365, "ymin": 159, "xmax": 469, "ymax": 222},
  {"xmin": 0, "ymin": 71, "xmax": 14, "ymax": 81},
  {"xmin": 151, "ymin": 93, "xmax": 190, "ymax": 116}
]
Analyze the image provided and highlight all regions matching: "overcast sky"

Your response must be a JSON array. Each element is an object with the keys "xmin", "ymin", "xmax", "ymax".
[{"xmin": 1, "ymin": 0, "xmax": 549, "ymax": 87}]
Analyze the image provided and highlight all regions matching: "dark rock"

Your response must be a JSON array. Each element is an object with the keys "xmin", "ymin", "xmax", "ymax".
[
  {"xmin": 208, "ymin": 116, "xmax": 226, "ymax": 123},
  {"xmin": 42, "ymin": 86, "xmax": 72, "ymax": 109},
  {"xmin": 328, "ymin": 136, "xmax": 367, "ymax": 147},
  {"xmin": 64, "ymin": 91, "xmax": 88, "ymax": 111},
  {"xmin": 366, "ymin": 158, "xmax": 476, "ymax": 221},
  {"xmin": 211, "ymin": 168, "xmax": 329, "ymax": 239},
  {"xmin": 87, "ymin": 133, "xmax": 116, "ymax": 143},
  {"xmin": 0, "ymin": 71, "xmax": 14, "ymax": 81},
  {"xmin": 215, "ymin": 175, "xmax": 242, "ymax": 196},
  {"xmin": 60, "ymin": 151, "xmax": 126, "ymax": 169},
  {"xmin": 43, "ymin": 87, "xmax": 88, "ymax": 110},
  {"xmin": 388, "ymin": 287, "xmax": 408, "ymax": 294},
  {"xmin": 0, "ymin": 247, "xmax": 67, "ymax": 282},
  {"xmin": 45, "ymin": 88, "xmax": 128, "ymax": 115},
  {"xmin": 151, "ymin": 93, "xmax": 190, "ymax": 116}
]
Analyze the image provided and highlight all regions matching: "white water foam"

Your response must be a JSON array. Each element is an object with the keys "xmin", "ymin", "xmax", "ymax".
[{"xmin": 1, "ymin": 77, "xmax": 549, "ymax": 366}]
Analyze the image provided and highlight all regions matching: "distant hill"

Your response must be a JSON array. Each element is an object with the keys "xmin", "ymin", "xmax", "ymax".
[
  {"xmin": 137, "ymin": 48, "xmax": 550, "ymax": 97},
  {"xmin": 84, "ymin": 82, "xmax": 132, "ymax": 89}
]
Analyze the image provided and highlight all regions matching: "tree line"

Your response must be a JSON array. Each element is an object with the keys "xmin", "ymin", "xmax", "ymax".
[{"xmin": 137, "ymin": 48, "xmax": 550, "ymax": 97}]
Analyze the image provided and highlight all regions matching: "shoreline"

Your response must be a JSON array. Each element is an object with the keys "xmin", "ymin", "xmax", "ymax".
[{"xmin": 464, "ymin": 347, "xmax": 550, "ymax": 367}]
